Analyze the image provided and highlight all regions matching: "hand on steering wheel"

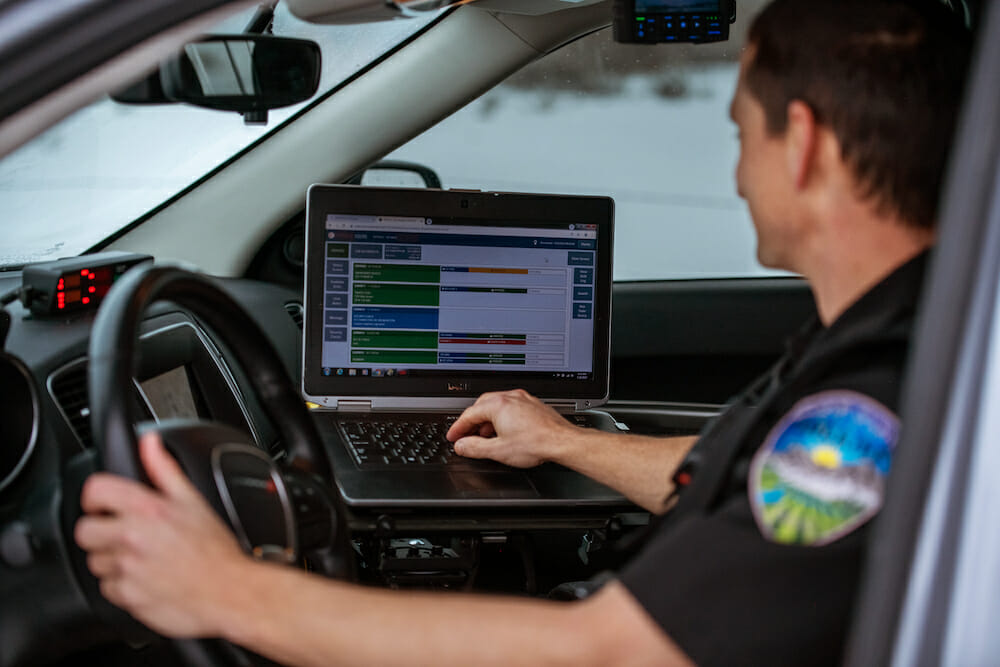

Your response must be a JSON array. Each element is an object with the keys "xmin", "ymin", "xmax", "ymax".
[
  {"xmin": 74, "ymin": 264, "xmax": 353, "ymax": 664},
  {"xmin": 76, "ymin": 431, "xmax": 251, "ymax": 638}
]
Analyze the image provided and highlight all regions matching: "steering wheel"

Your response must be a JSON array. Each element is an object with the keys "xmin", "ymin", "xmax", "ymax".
[{"xmin": 84, "ymin": 264, "xmax": 354, "ymax": 664}]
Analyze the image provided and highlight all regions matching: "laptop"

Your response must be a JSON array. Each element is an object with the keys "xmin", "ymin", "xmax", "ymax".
[{"xmin": 302, "ymin": 184, "xmax": 628, "ymax": 508}]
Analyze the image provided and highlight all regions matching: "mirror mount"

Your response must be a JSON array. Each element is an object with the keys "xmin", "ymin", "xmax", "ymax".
[
  {"xmin": 242, "ymin": 2, "xmax": 280, "ymax": 124},
  {"xmin": 243, "ymin": 110, "xmax": 269, "ymax": 125},
  {"xmin": 245, "ymin": 3, "xmax": 278, "ymax": 34}
]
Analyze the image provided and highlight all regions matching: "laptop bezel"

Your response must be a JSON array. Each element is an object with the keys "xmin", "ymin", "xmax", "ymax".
[{"xmin": 302, "ymin": 184, "xmax": 614, "ymax": 411}]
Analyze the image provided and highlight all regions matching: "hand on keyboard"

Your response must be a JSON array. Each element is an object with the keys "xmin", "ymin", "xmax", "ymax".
[
  {"xmin": 340, "ymin": 417, "xmax": 504, "ymax": 470},
  {"xmin": 447, "ymin": 389, "xmax": 582, "ymax": 468}
]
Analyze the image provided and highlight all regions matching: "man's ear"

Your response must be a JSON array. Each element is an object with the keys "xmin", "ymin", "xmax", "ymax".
[{"xmin": 785, "ymin": 100, "xmax": 818, "ymax": 189}]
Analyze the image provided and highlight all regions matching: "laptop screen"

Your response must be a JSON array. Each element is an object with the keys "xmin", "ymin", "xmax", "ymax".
[{"xmin": 302, "ymin": 186, "xmax": 613, "ymax": 406}]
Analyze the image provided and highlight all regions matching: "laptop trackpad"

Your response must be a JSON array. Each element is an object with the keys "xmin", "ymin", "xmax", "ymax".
[{"xmin": 447, "ymin": 473, "xmax": 539, "ymax": 499}]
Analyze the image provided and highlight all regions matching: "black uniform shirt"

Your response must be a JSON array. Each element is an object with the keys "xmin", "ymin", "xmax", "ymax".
[{"xmin": 619, "ymin": 252, "xmax": 928, "ymax": 667}]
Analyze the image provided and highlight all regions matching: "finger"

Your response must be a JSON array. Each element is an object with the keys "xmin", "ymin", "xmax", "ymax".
[
  {"xmin": 139, "ymin": 431, "xmax": 197, "ymax": 501},
  {"xmin": 98, "ymin": 577, "xmax": 127, "ymax": 608},
  {"xmin": 75, "ymin": 515, "xmax": 126, "ymax": 551},
  {"xmin": 86, "ymin": 551, "xmax": 122, "ymax": 578},
  {"xmin": 447, "ymin": 393, "xmax": 504, "ymax": 441},
  {"xmin": 80, "ymin": 473, "xmax": 158, "ymax": 516},
  {"xmin": 478, "ymin": 423, "xmax": 496, "ymax": 438},
  {"xmin": 447, "ymin": 414, "xmax": 487, "ymax": 442},
  {"xmin": 453, "ymin": 435, "xmax": 502, "ymax": 459}
]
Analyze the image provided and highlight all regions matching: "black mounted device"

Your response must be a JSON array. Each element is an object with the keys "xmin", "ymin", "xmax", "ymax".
[
  {"xmin": 613, "ymin": 0, "xmax": 736, "ymax": 44},
  {"xmin": 19, "ymin": 252, "xmax": 152, "ymax": 316}
]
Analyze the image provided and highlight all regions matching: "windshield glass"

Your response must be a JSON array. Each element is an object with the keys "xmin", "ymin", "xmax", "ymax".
[
  {"xmin": 0, "ymin": 5, "xmax": 440, "ymax": 269},
  {"xmin": 387, "ymin": 2, "xmax": 783, "ymax": 280}
]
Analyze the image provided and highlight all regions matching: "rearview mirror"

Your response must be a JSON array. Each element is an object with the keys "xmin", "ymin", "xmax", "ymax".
[
  {"xmin": 347, "ymin": 160, "xmax": 443, "ymax": 188},
  {"xmin": 113, "ymin": 35, "xmax": 321, "ymax": 113},
  {"xmin": 162, "ymin": 35, "xmax": 321, "ymax": 112}
]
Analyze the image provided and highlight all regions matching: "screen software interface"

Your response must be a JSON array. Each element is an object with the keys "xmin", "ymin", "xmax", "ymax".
[{"xmin": 318, "ymin": 214, "xmax": 599, "ymax": 381}]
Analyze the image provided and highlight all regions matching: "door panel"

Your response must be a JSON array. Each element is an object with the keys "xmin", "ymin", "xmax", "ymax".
[{"xmin": 609, "ymin": 278, "xmax": 815, "ymax": 405}]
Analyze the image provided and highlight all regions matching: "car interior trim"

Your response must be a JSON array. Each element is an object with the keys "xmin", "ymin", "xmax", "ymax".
[
  {"xmin": 135, "ymin": 320, "xmax": 264, "ymax": 449},
  {"xmin": 941, "ymin": 219, "xmax": 1000, "ymax": 663},
  {"xmin": 0, "ymin": 354, "xmax": 39, "ymax": 494},
  {"xmin": 46, "ymin": 319, "xmax": 262, "ymax": 454},
  {"xmin": 46, "ymin": 357, "xmax": 95, "ymax": 452},
  {"xmin": 845, "ymin": 0, "xmax": 1000, "ymax": 661}
]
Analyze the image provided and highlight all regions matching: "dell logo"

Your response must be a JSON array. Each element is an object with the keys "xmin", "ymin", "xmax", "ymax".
[{"xmin": 447, "ymin": 382, "xmax": 470, "ymax": 392}]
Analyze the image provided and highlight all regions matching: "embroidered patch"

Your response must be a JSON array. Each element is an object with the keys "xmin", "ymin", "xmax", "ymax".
[{"xmin": 749, "ymin": 390, "xmax": 899, "ymax": 546}]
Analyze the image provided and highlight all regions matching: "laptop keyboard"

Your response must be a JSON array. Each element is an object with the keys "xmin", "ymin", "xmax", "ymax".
[{"xmin": 338, "ymin": 414, "xmax": 599, "ymax": 470}]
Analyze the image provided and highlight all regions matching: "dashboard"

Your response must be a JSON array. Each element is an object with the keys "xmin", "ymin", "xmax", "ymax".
[
  {"xmin": 0, "ymin": 271, "xmax": 304, "ymax": 499},
  {"xmin": 0, "ymin": 258, "xmax": 716, "ymax": 664},
  {"xmin": 0, "ymin": 268, "xmax": 315, "ymax": 664},
  {"xmin": 0, "ymin": 242, "xmax": 732, "ymax": 667}
]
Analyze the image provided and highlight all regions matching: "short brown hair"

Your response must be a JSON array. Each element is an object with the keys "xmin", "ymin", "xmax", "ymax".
[{"xmin": 745, "ymin": 0, "xmax": 972, "ymax": 228}]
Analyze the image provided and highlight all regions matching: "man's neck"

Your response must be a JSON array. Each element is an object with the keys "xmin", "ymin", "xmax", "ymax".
[{"xmin": 800, "ymin": 211, "xmax": 935, "ymax": 327}]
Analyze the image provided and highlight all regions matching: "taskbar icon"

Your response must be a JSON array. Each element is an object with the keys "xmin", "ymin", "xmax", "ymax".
[
  {"xmin": 371, "ymin": 368, "xmax": 407, "ymax": 377},
  {"xmin": 323, "ymin": 367, "xmax": 373, "ymax": 377}
]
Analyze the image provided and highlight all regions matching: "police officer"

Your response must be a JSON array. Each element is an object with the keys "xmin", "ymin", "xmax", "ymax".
[{"xmin": 75, "ymin": 0, "xmax": 972, "ymax": 664}]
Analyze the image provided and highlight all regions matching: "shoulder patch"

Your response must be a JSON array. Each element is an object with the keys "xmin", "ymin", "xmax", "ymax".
[{"xmin": 749, "ymin": 390, "xmax": 899, "ymax": 546}]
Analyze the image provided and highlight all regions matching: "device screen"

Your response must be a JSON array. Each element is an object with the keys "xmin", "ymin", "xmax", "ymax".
[
  {"xmin": 140, "ymin": 366, "xmax": 200, "ymax": 420},
  {"xmin": 317, "ymin": 215, "xmax": 598, "ymax": 381},
  {"xmin": 613, "ymin": 0, "xmax": 733, "ymax": 44}
]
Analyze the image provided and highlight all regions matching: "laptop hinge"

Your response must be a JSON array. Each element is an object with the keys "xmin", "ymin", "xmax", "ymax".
[
  {"xmin": 334, "ymin": 400, "xmax": 373, "ymax": 412},
  {"xmin": 545, "ymin": 401, "xmax": 580, "ymax": 413}
]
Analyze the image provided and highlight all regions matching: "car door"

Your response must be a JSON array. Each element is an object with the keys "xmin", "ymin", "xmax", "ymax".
[{"xmin": 845, "ymin": 0, "xmax": 1000, "ymax": 663}]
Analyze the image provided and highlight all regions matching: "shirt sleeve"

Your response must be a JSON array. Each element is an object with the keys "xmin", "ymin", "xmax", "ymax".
[{"xmin": 617, "ymin": 497, "xmax": 867, "ymax": 667}]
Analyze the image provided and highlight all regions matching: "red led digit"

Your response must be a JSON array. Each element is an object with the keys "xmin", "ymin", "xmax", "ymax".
[{"xmin": 82, "ymin": 297, "xmax": 90, "ymax": 305}]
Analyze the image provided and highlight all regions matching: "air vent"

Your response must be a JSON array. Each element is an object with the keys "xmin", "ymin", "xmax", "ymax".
[
  {"xmin": 284, "ymin": 301, "xmax": 304, "ymax": 330},
  {"xmin": 49, "ymin": 362, "xmax": 93, "ymax": 449}
]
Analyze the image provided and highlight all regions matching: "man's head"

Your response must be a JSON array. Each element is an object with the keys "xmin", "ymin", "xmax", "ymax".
[{"xmin": 731, "ymin": 0, "xmax": 971, "ymax": 270}]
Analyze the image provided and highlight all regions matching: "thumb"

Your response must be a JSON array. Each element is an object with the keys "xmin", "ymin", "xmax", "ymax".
[
  {"xmin": 454, "ymin": 435, "xmax": 500, "ymax": 460},
  {"xmin": 139, "ymin": 431, "xmax": 197, "ymax": 500}
]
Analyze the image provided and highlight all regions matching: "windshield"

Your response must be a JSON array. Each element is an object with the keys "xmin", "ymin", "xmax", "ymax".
[
  {"xmin": 0, "ymin": 5, "xmax": 441, "ymax": 269},
  {"xmin": 383, "ymin": 1, "xmax": 785, "ymax": 281}
]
